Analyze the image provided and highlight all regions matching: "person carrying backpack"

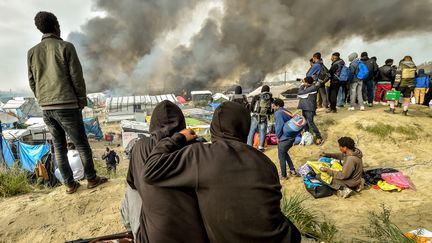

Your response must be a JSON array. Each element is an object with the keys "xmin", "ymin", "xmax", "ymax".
[
  {"xmin": 374, "ymin": 59, "xmax": 396, "ymax": 104},
  {"xmin": 247, "ymin": 85, "xmax": 273, "ymax": 151},
  {"xmin": 272, "ymin": 98, "xmax": 299, "ymax": 179},
  {"xmin": 229, "ymin": 85, "xmax": 250, "ymax": 110},
  {"xmin": 328, "ymin": 52, "xmax": 346, "ymax": 113},
  {"xmin": 348, "ymin": 52, "xmax": 365, "ymax": 111},
  {"xmin": 390, "ymin": 56, "xmax": 417, "ymax": 115},
  {"xmin": 307, "ymin": 52, "xmax": 329, "ymax": 109},
  {"xmin": 414, "ymin": 69, "xmax": 430, "ymax": 105},
  {"xmin": 359, "ymin": 52, "xmax": 376, "ymax": 107}
]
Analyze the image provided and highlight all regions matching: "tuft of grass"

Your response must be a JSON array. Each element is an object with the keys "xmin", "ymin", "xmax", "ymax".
[
  {"xmin": 0, "ymin": 165, "xmax": 32, "ymax": 197},
  {"xmin": 355, "ymin": 122, "xmax": 395, "ymax": 138},
  {"xmin": 281, "ymin": 193, "xmax": 339, "ymax": 242},
  {"xmin": 396, "ymin": 126, "xmax": 418, "ymax": 140},
  {"xmin": 93, "ymin": 160, "xmax": 128, "ymax": 179},
  {"xmin": 360, "ymin": 204, "xmax": 416, "ymax": 243},
  {"xmin": 355, "ymin": 122, "xmax": 419, "ymax": 140}
]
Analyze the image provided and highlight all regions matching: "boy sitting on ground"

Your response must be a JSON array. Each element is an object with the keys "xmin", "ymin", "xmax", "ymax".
[{"xmin": 319, "ymin": 137, "xmax": 364, "ymax": 198}]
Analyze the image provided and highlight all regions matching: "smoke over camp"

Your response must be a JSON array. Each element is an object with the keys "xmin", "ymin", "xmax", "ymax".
[{"xmin": 69, "ymin": 0, "xmax": 432, "ymax": 93}]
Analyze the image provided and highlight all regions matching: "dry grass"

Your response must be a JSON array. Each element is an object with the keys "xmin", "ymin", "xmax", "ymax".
[{"xmin": 0, "ymin": 165, "xmax": 32, "ymax": 197}]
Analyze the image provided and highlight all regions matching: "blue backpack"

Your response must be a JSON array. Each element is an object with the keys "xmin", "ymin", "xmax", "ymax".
[
  {"xmin": 356, "ymin": 61, "xmax": 369, "ymax": 80},
  {"xmin": 337, "ymin": 65, "xmax": 351, "ymax": 82}
]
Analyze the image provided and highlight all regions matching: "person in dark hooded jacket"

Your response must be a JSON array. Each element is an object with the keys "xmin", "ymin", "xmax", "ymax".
[
  {"xmin": 143, "ymin": 102, "xmax": 301, "ymax": 243},
  {"xmin": 328, "ymin": 52, "xmax": 345, "ymax": 113},
  {"xmin": 123, "ymin": 100, "xmax": 208, "ymax": 243},
  {"xmin": 229, "ymin": 85, "xmax": 249, "ymax": 110},
  {"xmin": 248, "ymin": 85, "xmax": 273, "ymax": 151}
]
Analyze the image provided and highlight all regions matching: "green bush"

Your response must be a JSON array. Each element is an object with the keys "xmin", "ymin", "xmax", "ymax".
[
  {"xmin": 0, "ymin": 165, "xmax": 32, "ymax": 197},
  {"xmin": 281, "ymin": 193, "xmax": 338, "ymax": 242}
]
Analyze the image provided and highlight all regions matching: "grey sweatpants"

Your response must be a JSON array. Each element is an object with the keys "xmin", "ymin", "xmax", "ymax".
[
  {"xmin": 120, "ymin": 185, "xmax": 142, "ymax": 240},
  {"xmin": 350, "ymin": 80, "xmax": 364, "ymax": 107}
]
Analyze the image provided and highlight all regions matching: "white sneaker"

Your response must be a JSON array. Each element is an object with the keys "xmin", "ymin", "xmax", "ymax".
[
  {"xmin": 337, "ymin": 187, "xmax": 353, "ymax": 199},
  {"xmin": 360, "ymin": 106, "xmax": 365, "ymax": 111},
  {"xmin": 380, "ymin": 101, "xmax": 388, "ymax": 106},
  {"xmin": 348, "ymin": 107, "xmax": 355, "ymax": 111},
  {"xmin": 373, "ymin": 101, "xmax": 379, "ymax": 105}
]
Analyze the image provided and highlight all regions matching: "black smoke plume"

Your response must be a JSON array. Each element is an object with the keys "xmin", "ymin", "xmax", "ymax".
[{"xmin": 70, "ymin": 0, "xmax": 432, "ymax": 93}]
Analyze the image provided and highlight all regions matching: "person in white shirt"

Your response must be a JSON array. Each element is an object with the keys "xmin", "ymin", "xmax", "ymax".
[{"xmin": 55, "ymin": 143, "xmax": 84, "ymax": 183}]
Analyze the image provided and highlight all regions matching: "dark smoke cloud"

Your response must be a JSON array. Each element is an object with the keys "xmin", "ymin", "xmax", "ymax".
[
  {"xmin": 172, "ymin": 0, "xmax": 432, "ymax": 90},
  {"xmin": 68, "ymin": 0, "xmax": 198, "ymax": 93},
  {"xmin": 70, "ymin": 0, "xmax": 432, "ymax": 93}
]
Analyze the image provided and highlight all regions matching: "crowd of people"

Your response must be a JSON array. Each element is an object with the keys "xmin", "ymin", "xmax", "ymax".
[
  {"xmin": 27, "ymin": 10, "xmax": 426, "ymax": 243},
  {"xmin": 307, "ymin": 51, "xmax": 431, "ymax": 115}
]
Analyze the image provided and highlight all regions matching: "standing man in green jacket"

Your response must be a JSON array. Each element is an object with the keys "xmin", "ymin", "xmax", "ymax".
[{"xmin": 28, "ymin": 11, "xmax": 107, "ymax": 194}]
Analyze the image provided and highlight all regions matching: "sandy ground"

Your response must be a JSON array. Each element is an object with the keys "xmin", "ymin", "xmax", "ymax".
[{"xmin": 0, "ymin": 104, "xmax": 431, "ymax": 242}]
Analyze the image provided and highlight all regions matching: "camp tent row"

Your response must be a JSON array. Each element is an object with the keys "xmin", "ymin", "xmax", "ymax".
[{"xmin": 105, "ymin": 94, "xmax": 178, "ymax": 122}]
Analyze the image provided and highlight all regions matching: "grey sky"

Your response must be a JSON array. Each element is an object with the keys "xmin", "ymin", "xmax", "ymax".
[{"xmin": 0, "ymin": 0, "xmax": 431, "ymax": 92}]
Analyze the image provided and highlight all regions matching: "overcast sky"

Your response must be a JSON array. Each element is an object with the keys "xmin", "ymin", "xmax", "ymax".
[{"xmin": 1, "ymin": 0, "xmax": 431, "ymax": 92}]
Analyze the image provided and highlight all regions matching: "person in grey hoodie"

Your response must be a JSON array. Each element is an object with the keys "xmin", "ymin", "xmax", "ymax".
[
  {"xmin": 298, "ymin": 76, "xmax": 323, "ymax": 145},
  {"xmin": 348, "ymin": 52, "xmax": 365, "ymax": 111},
  {"xmin": 320, "ymin": 137, "xmax": 364, "ymax": 199}
]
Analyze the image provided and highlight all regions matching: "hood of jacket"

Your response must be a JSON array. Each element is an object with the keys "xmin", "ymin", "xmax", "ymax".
[
  {"xmin": 210, "ymin": 101, "xmax": 251, "ymax": 143},
  {"xmin": 150, "ymin": 100, "xmax": 186, "ymax": 141},
  {"xmin": 333, "ymin": 59, "xmax": 345, "ymax": 66},
  {"xmin": 400, "ymin": 60, "xmax": 416, "ymax": 68},
  {"xmin": 418, "ymin": 69, "xmax": 426, "ymax": 76},
  {"xmin": 234, "ymin": 86, "xmax": 243, "ymax": 94},
  {"xmin": 348, "ymin": 148, "xmax": 363, "ymax": 159}
]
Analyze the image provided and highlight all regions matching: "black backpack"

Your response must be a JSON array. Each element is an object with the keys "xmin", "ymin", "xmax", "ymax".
[
  {"xmin": 317, "ymin": 64, "xmax": 331, "ymax": 85},
  {"xmin": 253, "ymin": 92, "xmax": 272, "ymax": 116}
]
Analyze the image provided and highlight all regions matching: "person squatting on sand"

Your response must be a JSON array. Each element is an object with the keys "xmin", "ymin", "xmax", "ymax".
[
  {"xmin": 319, "ymin": 137, "xmax": 364, "ymax": 199},
  {"xmin": 143, "ymin": 102, "xmax": 301, "ymax": 243},
  {"xmin": 28, "ymin": 11, "xmax": 107, "ymax": 194}
]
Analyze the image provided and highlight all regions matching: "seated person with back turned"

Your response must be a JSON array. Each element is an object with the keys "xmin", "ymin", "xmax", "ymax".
[{"xmin": 319, "ymin": 137, "xmax": 364, "ymax": 198}]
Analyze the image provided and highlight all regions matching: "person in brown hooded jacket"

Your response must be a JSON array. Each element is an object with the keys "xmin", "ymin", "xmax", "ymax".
[
  {"xmin": 124, "ymin": 100, "xmax": 208, "ymax": 243},
  {"xmin": 144, "ymin": 101, "xmax": 301, "ymax": 243},
  {"xmin": 320, "ymin": 137, "xmax": 364, "ymax": 198}
]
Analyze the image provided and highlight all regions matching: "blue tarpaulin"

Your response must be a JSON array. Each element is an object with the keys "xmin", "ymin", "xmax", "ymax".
[
  {"xmin": 15, "ymin": 142, "xmax": 50, "ymax": 172},
  {"xmin": 83, "ymin": 118, "xmax": 103, "ymax": 140},
  {"xmin": 2, "ymin": 139, "xmax": 15, "ymax": 168}
]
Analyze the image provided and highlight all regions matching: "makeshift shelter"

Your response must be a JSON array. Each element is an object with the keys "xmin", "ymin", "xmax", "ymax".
[
  {"xmin": 176, "ymin": 96, "xmax": 187, "ymax": 104},
  {"xmin": 0, "ymin": 112, "xmax": 19, "ymax": 129},
  {"xmin": 120, "ymin": 120, "xmax": 150, "ymax": 148},
  {"xmin": 83, "ymin": 118, "xmax": 103, "ymax": 140},
  {"xmin": 1, "ymin": 135, "xmax": 15, "ymax": 167},
  {"xmin": 2, "ymin": 98, "xmax": 42, "ymax": 121},
  {"xmin": 106, "ymin": 94, "xmax": 177, "ymax": 122},
  {"xmin": 15, "ymin": 141, "xmax": 51, "ymax": 172}
]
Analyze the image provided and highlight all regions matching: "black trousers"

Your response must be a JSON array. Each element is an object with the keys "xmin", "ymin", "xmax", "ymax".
[{"xmin": 328, "ymin": 82, "xmax": 340, "ymax": 111}]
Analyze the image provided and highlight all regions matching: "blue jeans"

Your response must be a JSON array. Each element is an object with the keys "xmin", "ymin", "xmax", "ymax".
[
  {"xmin": 43, "ymin": 109, "xmax": 97, "ymax": 186},
  {"xmin": 302, "ymin": 110, "xmax": 322, "ymax": 139},
  {"xmin": 337, "ymin": 84, "xmax": 348, "ymax": 107},
  {"xmin": 365, "ymin": 79, "xmax": 374, "ymax": 104},
  {"xmin": 278, "ymin": 137, "xmax": 296, "ymax": 177},
  {"xmin": 247, "ymin": 116, "xmax": 267, "ymax": 148}
]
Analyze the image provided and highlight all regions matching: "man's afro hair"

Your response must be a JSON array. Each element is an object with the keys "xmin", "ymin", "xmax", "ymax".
[{"xmin": 34, "ymin": 11, "xmax": 58, "ymax": 34}]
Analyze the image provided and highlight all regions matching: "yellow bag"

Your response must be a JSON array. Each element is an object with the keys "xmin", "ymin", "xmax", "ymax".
[
  {"xmin": 402, "ymin": 68, "xmax": 416, "ymax": 79},
  {"xmin": 307, "ymin": 161, "xmax": 343, "ymax": 184},
  {"xmin": 377, "ymin": 180, "xmax": 401, "ymax": 192}
]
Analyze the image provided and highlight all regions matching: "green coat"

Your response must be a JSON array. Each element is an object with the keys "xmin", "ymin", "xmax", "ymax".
[{"xmin": 27, "ymin": 33, "xmax": 87, "ymax": 108}]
